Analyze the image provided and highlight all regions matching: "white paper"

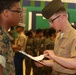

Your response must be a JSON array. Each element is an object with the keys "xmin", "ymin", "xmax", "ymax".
[{"xmin": 19, "ymin": 51, "xmax": 44, "ymax": 61}]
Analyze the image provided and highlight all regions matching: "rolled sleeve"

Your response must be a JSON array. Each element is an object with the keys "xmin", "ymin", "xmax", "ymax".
[{"xmin": 0, "ymin": 55, "xmax": 6, "ymax": 68}]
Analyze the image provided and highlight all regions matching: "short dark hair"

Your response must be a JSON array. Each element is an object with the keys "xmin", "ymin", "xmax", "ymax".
[
  {"xmin": 48, "ymin": 27, "xmax": 56, "ymax": 36},
  {"xmin": 0, "ymin": 0, "xmax": 20, "ymax": 13},
  {"xmin": 26, "ymin": 30, "xmax": 33, "ymax": 37},
  {"xmin": 36, "ymin": 29, "xmax": 43, "ymax": 34}
]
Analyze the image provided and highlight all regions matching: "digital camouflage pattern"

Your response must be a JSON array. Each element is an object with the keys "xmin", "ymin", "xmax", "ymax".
[
  {"xmin": 44, "ymin": 37, "xmax": 55, "ymax": 50},
  {"xmin": 33, "ymin": 36, "xmax": 52, "ymax": 75},
  {"xmin": 25, "ymin": 37, "xmax": 34, "ymax": 75},
  {"xmin": 0, "ymin": 27, "xmax": 15, "ymax": 75}
]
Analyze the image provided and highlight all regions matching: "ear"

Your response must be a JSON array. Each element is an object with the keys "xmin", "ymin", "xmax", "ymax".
[
  {"xmin": 60, "ymin": 13, "xmax": 65, "ymax": 20},
  {"xmin": 3, "ymin": 10, "xmax": 9, "ymax": 18},
  {"xmin": 66, "ymin": 13, "xmax": 68, "ymax": 19}
]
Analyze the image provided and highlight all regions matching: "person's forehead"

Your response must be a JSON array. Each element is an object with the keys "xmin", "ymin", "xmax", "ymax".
[{"xmin": 11, "ymin": 2, "xmax": 21, "ymax": 9}]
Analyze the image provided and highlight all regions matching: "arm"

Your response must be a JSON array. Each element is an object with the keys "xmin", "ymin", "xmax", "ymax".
[
  {"xmin": 44, "ymin": 50, "xmax": 76, "ymax": 69},
  {"xmin": 52, "ymin": 55, "xmax": 76, "ymax": 69},
  {"xmin": 0, "ymin": 55, "xmax": 6, "ymax": 75},
  {"xmin": 51, "ymin": 38, "xmax": 76, "ymax": 69},
  {"xmin": 12, "ymin": 45, "xmax": 22, "ymax": 52}
]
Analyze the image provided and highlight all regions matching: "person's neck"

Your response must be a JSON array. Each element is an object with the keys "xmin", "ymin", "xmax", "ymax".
[{"xmin": 0, "ymin": 22, "xmax": 9, "ymax": 31}]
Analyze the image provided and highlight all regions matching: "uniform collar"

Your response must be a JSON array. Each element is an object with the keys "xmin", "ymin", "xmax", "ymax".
[
  {"xmin": 57, "ymin": 25, "xmax": 73, "ymax": 39},
  {"xmin": 0, "ymin": 27, "xmax": 14, "ymax": 41}
]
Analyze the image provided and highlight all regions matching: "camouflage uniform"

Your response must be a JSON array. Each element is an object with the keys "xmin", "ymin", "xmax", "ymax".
[
  {"xmin": 44, "ymin": 37, "xmax": 55, "ymax": 50},
  {"xmin": 0, "ymin": 27, "xmax": 15, "ymax": 75},
  {"xmin": 25, "ymin": 37, "xmax": 34, "ymax": 75},
  {"xmin": 33, "ymin": 36, "xmax": 46, "ymax": 75},
  {"xmin": 43, "ymin": 37, "xmax": 55, "ymax": 75}
]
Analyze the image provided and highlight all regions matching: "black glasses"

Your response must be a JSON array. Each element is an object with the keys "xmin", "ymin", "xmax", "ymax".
[
  {"xmin": 49, "ymin": 15, "xmax": 60, "ymax": 23},
  {"xmin": 9, "ymin": 10, "xmax": 22, "ymax": 13}
]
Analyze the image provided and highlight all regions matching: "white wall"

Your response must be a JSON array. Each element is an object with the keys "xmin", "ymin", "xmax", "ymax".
[{"xmin": 36, "ymin": 0, "xmax": 76, "ymax": 3}]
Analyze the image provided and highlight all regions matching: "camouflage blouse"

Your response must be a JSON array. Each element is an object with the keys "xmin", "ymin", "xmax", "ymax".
[{"xmin": 0, "ymin": 27, "xmax": 15, "ymax": 75}]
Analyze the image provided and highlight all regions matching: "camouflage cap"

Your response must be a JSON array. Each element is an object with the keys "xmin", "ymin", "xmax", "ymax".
[
  {"xmin": 42, "ymin": 0, "xmax": 65, "ymax": 19},
  {"xmin": 18, "ymin": 23, "xmax": 26, "ymax": 28}
]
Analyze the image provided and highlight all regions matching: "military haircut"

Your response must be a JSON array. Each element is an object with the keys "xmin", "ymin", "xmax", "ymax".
[
  {"xmin": 48, "ymin": 27, "xmax": 56, "ymax": 36},
  {"xmin": 0, "ymin": 0, "xmax": 20, "ymax": 13},
  {"xmin": 26, "ymin": 30, "xmax": 33, "ymax": 37},
  {"xmin": 36, "ymin": 28, "xmax": 43, "ymax": 34}
]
